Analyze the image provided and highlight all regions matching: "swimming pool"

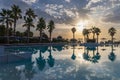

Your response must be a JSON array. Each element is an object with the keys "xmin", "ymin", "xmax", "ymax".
[{"xmin": 0, "ymin": 44, "xmax": 120, "ymax": 80}]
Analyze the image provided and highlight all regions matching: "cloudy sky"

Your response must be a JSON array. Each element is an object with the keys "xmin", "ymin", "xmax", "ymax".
[{"xmin": 0, "ymin": 0, "xmax": 120, "ymax": 40}]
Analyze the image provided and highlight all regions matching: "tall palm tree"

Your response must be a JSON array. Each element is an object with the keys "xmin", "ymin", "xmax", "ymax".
[
  {"xmin": 36, "ymin": 17, "xmax": 46, "ymax": 42},
  {"xmin": 0, "ymin": 9, "xmax": 13, "ymax": 43},
  {"xmin": 95, "ymin": 27, "xmax": 101, "ymax": 43},
  {"xmin": 91, "ymin": 26, "xmax": 96, "ymax": 40},
  {"xmin": 23, "ymin": 8, "xmax": 36, "ymax": 43},
  {"xmin": 11, "ymin": 4, "xmax": 22, "ymax": 36},
  {"xmin": 71, "ymin": 27, "xmax": 76, "ymax": 39},
  {"xmin": 82, "ymin": 28, "xmax": 89, "ymax": 42},
  {"xmin": 108, "ymin": 27, "xmax": 116, "ymax": 44},
  {"xmin": 47, "ymin": 20, "xmax": 55, "ymax": 42}
]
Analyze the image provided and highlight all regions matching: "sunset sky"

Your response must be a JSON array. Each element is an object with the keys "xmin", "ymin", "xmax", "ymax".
[{"xmin": 0, "ymin": 0, "xmax": 120, "ymax": 40}]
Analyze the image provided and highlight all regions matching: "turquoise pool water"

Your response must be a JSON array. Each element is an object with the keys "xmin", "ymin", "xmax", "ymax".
[{"xmin": 0, "ymin": 44, "xmax": 120, "ymax": 80}]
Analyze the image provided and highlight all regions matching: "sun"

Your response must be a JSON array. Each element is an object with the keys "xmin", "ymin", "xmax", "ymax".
[{"xmin": 77, "ymin": 21, "xmax": 88, "ymax": 31}]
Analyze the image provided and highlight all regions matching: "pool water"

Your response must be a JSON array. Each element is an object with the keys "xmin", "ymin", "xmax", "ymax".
[{"xmin": 0, "ymin": 44, "xmax": 120, "ymax": 80}]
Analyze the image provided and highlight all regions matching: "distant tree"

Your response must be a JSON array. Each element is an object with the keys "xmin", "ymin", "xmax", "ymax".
[
  {"xmin": 47, "ymin": 20, "xmax": 55, "ymax": 42},
  {"xmin": 36, "ymin": 17, "xmax": 46, "ymax": 42},
  {"xmin": 0, "ymin": 9, "xmax": 13, "ymax": 43},
  {"xmin": 71, "ymin": 27, "xmax": 76, "ymax": 40},
  {"xmin": 82, "ymin": 28, "xmax": 90, "ymax": 42},
  {"xmin": 11, "ymin": 4, "xmax": 22, "ymax": 36},
  {"xmin": 23, "ymin": 8, "xmax": 36, "ymax": 43},
  {"xmin": 23, "ymin": 30, "xmax": 33, "ymax": 37},
  {"xmin": 91, "ymin": 26, "xmax": 96, "ymax": 40},
  {"xmin": 95, "ymin": 27, "xmax": 101, "ymax": 43},
  {"xmin": 108, "ymin": 27, "xmax": 116, "ymax": 44}
]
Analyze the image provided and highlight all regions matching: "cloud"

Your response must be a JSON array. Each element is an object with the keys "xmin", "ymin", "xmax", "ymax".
[
  {"xmin": 102, "ymin": 6, "xmax": 120, "ymax": 23},
  {"xmin": 22, "ymin": 0, "xmax": 37, "ymax": 4}
]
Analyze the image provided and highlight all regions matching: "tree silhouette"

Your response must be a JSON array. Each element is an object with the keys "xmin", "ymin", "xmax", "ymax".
[
  {"xmin": 36, "ymin": 17, "xmax": 46, "ymax": 42},
  {"xmin": 108, "ymin": 27, "xmax": 116, "ymax": 44},
  {"xmin": 71, "ymin": 27, "xmax": 76, "ymax": 40},
  {"xmin": 95, "ymin": 27, "xmax": 101, "ymax": 43},
  {"xmin": 47, "ymin": 20, "xmax": 55, "ymax": 42},
  {"xmin": 23, "ymin": 8, "xmax": 36, "ymax": 43},
  {"xmin": 0, "ymin": 9, "xmax": 13, "ymax": 43},
  {"xmin": 11, "ymin": 4, "xmax": 22, "ymax": 36},
  {"xmin": 91, "ymin": 26, "xmax": 96, "ymax": 40},
  {"xmin": 82, "ymin": 28, "xmax": 90, "ymax": 42}
]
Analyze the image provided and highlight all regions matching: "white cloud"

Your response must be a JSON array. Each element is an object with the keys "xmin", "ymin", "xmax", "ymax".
[
  {"xmin": 65, "ymin": 0, "xmax": 71, "ymax": 3},
  {"xmin": 22, "ymin": 0, "xmax": 37, "ymax": 4}
]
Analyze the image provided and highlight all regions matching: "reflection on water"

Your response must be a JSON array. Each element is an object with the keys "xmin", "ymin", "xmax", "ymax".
[
  {"xmin": 71, "ymin": 45, "xmax": 76, "ymax": 60},
  {"xmin": 83, "ymin": 46, "xmax": 101, "ymax": 63},
  {"xmin": 108, "ymin": 45, "xmax": 116, "ymax": 62},
  {"xmin": 0, "ymin": 44, "xmax": 120, "ymax": 80}
]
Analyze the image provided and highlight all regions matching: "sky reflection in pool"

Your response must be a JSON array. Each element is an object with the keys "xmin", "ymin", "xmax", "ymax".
[{"xmin": 0, "ymin": 44, "xmax": 120, "ymax": 80}]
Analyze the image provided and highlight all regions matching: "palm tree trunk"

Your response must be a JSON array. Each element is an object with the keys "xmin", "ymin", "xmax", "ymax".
[
  {"xmin": 112, "ymin": 36, "xmax": 113, "ymax": 44},
  {"xmin": 27, "ymin": 26, "xmax": 30, "ymax": 43},
  {"xmin": 97, "ymin": 35, "xmax": 98, "ymax": 43},
  {"xmin": 84, "ymin": 36, "xmax": 85, "ymax": 43},
  {"xmin": 87, "ymin": 35, "xmax": 89, "ymax": 42},
  {"xmin": 111, "ymin": 45, "xmax": 113, "ymax": 53},
  {"xmin": 6, "ymin": 20, "xmax": 9, "ymax": 44},
  {"xmin": 93, "ymin": 33, "xmax": 95, "ymax": 40},
  {"xmin": 13, "ymin": 19, "xmax": 16, "ymax": 36},
  {"xmin": 40, "ymin": 31, "xmax": 42, "ymax": 43},
  {"xmin": 73, "ymin": 33, "xmax": 75, "ymax": 39},
  {"xmin": 49, "ymin": 32, "xmax": 52, "ymax": 43}
]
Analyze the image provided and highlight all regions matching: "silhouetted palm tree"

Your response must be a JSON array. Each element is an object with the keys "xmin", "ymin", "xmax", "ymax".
[
  {"xmin": 91, "ymin": 26, "xmax": 96, "ymax": 40},
  {"xmin": 23, "ymin": 8, "xmax": 36, "ymax": 43},
  {"xmin": 82, "ymin": 28, "xmax": 89, "ymax": 42},
  {"xmin": 0, "ymin": 9, "xmax": 13, "ymax": 43},
  {"xmin": 47, "ymin": 20, "xmax": 55, "ymax": 42},
  {"xmin": 36, "ymin": 17, "xmax": 46, "ymax": 42},
  {"xmin": 11, "ymin": 4, "xmax": 22, "ymax": 36},
  {"xmin": 108, "ymin": 27, "xmax": 116, "ymax": 44},
  {"xmin": 71, "ymin": 27, "xmax": 76, "ymax": 40},
  {"xmin": 95, "ymin": 27, "xmax": 101, "ymax": 43}
]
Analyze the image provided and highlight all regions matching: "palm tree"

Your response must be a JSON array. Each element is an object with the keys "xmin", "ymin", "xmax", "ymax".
[
  {"xmin": 108, "ymin": 27, "xmax": 116, "ymax": 44},
  {"xmin": 36, "ymin": 17, "xmax": 46, "ymax": 42},
  {"xmin": 95, "ymin": 27, "xmax": 101, "ymax": 43},
  {"xmin": 47, "ymin": 20, "xmax": 55, "ymax": 42},
  {"xmin": 91, "ymin": 26, "xmax": 96, "ymax": 40},
  {"xmin": 11, "ymin": 4, "xmax": 22, "ymax": 36},
  {"xmin": 71, "ymin": 27, "xmax": 76, "ymax": 39},
  {"xmin": 0, "ymin": 9, "xmax": 13, "ymax": 43},
  {"xmin": 23, "ymin": 8, "xmax": 36, "ymax": 43},
  {"xmin": 82, "ymin": 28, "xmax": 89, "ymax": 42}
]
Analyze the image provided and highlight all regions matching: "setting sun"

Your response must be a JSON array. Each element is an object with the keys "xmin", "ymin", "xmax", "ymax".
[{"xmin": 77, "ymin": 21, "xmax": 88, "ymax": 31}]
